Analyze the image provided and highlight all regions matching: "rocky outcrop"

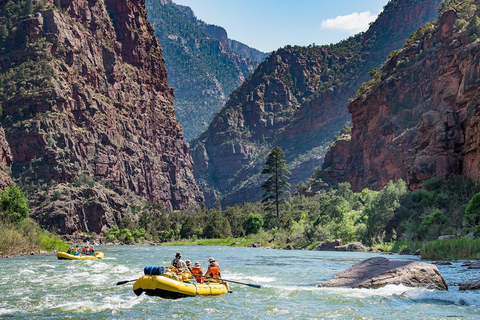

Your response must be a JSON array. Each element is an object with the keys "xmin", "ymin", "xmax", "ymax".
[
  {"xmin": 318, "ymin": 257, "xmax": 448, "ymax": 290},
  {"xmin": 335, "ymin": 242, "xmax": 367, "ymax": 252},
  {"xmin": 145, "ymin": 0, "xmax": 266, "ymax": 141},
  {"xmin": 0, "ymin": 0, "xmax": 203, "ymax": 233},
  {"xmin": 0, "ymin": 125, "xmax": 13, "ymax": 188},
  {"xmin": 314, "ymin": 240, "xmax": 342, "ymax": 251},
  {"xmin": 322, "ymin": 3, "xmax": 480, "ymax": 191},
  {"xmin": 191, "ymin": 0, "xmax": 442, "ymax": 207}
]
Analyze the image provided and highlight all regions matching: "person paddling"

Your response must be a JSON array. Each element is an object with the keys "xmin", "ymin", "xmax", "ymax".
[
  {"xmin": 205, "ymin": 257, "xmax": 220, "ymax": 278},
  {"xmin": 205, "ymin": 257, "xmax": 231, "ymax": 292}
]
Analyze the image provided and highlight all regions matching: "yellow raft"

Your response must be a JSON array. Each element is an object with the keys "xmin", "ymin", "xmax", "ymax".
[
  {"xmin": 56, "ymin": 251, "xmax": 104, "ymax": 260},
  {"xmin": 133, "ymin": 275, "xmax": 228, "ymax": 299}
]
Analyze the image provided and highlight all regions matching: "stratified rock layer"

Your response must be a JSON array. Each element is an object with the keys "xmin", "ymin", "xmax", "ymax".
[
  {"xmin": 0, "ymin": 0, "xmax": 203, "ymax": 233},
  {"xmin": 318, "ymin": 257, "xmax": 448, "ymax": 290},
  {"xmin": 323, "ymin": 5, "xmax": 480, "ymax": 191}
]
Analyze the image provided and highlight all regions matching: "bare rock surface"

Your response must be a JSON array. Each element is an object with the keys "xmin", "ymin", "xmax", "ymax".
[{"xmin": 318, "ymin": 257, "xmax": 448, "ymax": 291}]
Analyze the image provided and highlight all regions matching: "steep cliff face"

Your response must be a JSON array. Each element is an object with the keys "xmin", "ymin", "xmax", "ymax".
[
  {"xmin": 0, "ymin": 125, "xmax": 12, "ymax": 188},
  {"xmin": 322, "ymin": 1, "xmax": 480, "ymax": 191},
  {"xmin": 192, "ymin": 0, "xmax": 441, "ymax": 207},
  {"xmin": 145, "ymin": 0, "xmax": 266, "ymax": 141},
  {"xmin": 0, "ymin": 0, "xmax": 203, "ymax": 233}
]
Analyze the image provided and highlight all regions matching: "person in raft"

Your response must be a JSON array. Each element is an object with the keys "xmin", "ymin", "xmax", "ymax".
[
  {"xmin": 186, "ymin": 259, "xmax": 192, "ymax": 272},
  {"xmin": 205, "ymin": 257, "xmax": 231, "ymax": 292},
  {"xmin": 205, "ymin": 257, "xmax": 220, "ymax": 278},
  {"xmin": 171, "ymin": 252, "xmax": 188, "ymax": 272},
  {"xmin": 191, "ymin": 262, "xmax": 204, "ymax": 283}
]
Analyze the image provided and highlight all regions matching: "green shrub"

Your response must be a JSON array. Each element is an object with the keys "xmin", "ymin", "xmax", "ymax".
[
  {"xmin": 0, "ymin": 185, "xmax": 29, "ymax": 224},
  {"xmin": 243, "ymin": 213, "xmax": 264, "ymax": 235}
]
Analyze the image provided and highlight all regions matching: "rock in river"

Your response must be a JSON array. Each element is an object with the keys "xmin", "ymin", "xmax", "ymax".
[
  {"xmin": 318, "ymin": 257, "xmax": 448, "ymax": 291},
  {"xmin": 334, "ymin": 242, "xmax": 367, "ymax": 252},
  {"xmin": 459, "ymin": 280, "xmax": 480, "ymax": 291}
]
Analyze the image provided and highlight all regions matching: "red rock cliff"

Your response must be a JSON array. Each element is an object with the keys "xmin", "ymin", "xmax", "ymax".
[
  {"xmin": 0, "ymin": 0, "xmax": 203, "ymax": 233},
  {"xmin": 322, "ymin": 4, "xmax": 480, "ymax": 191}
]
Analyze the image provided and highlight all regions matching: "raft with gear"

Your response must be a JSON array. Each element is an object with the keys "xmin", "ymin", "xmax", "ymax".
[
  {"xmin": 56, "ymin": 251, "xmax": 104, "ymax": 260},
  {"xmin": 133, "ymin": 266, "xmax": 228, "ymax": 299}
]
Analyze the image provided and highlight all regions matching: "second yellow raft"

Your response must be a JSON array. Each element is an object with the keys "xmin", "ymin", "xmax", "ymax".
[
  {"xmin": 133, "ymin": 274, "xmax": 228, "ymax": 299},
  {"xmin": 56, "ymin": 251, "xmax": 104, "ymax": 260}
]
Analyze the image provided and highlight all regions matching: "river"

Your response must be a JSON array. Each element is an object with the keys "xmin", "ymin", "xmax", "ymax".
[{"xmin": 0, "ymin": 246, "xmax": 479, "ymax": 319}]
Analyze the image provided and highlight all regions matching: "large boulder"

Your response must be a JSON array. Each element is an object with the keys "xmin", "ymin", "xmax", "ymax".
[
  {"xmin": 335, "ymin": 242, "xmax": 367, "ymax": 252},
  {"xmin": 314, "ymin": 240, "xmax": 342, "ymax": 251},
  {"xmin": 318, "ymin": 257, "xmax": 448, "ymax": 291}
]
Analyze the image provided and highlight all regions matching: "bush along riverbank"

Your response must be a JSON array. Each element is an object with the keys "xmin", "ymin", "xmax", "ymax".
[{"xmin": 0, "ymin": 186, "xmax": 68, "ymax": 257}]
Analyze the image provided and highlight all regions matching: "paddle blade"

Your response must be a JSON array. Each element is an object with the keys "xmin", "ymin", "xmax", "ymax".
[
  {"xmin": 246, "ymin": 283, "xmax": 261, "ymax": 289},
  {"xmin": 116, "ymin": 279, "xmax": 136, "ymax": 285}
]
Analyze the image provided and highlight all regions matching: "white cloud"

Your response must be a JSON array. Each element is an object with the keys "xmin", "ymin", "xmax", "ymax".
[{"xmin": 321, "ymin": 11, "xmax": 378, "ymax": 34}]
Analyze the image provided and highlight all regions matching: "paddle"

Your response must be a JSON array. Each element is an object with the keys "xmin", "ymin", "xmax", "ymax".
[
  {"xmin": 206, "ymin": 277, "xmax": 261, "ymax": 289},
  {"xmin": 116, "ymin": 279, "xmax": 137, "ymax": 285}
]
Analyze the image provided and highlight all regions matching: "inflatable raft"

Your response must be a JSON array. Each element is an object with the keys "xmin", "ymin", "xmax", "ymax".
[
  {"xmin": 133, "ymin": 267, "xmax": 228, "ymax": 299},
  {"xmin": 56, "ymin": 251, "xmax": 104, "ymax": 260}
]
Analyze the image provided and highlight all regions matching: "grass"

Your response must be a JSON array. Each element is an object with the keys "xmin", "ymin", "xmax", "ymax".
[
  {"xmin": 161, "ymin": 230, "xmax": 289, "ymax": 248},
  {"xmin": 0, "ymin": 219, "xmax": 68, "ymax": 256},
  {"xmin": 421, "ymin": 238, "xmax": 480, "ymax": 260},
  {"xmin": 372, "ymin": 239, "xmax": 425, "ymax": 254}
]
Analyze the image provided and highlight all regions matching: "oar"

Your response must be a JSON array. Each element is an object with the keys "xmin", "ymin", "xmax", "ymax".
[
  {"xmin": 116, "ymin": 279, "xmax": 137, "ymax": 285},
  {"xmin": 206, "ymin": 277, "xmax": 261, "ymax": 289}
]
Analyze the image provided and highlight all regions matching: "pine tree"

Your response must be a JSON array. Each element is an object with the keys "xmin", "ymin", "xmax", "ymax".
[
  {"xmin": 261, "ymin": 145, "xmax": 290, "ymax": 221},
  {"xmin": 0, "ymin": 25, "xmax": 8, "ymax": 43}
]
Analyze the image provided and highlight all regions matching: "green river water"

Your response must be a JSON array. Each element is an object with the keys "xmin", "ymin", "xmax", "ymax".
[{"xmin": 0, "ymin": 246, "xmax": 479, "ymax": 319}]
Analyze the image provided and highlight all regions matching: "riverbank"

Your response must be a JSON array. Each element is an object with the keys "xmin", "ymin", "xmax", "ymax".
[
  {"xmin": 0, "ymin": 220, "xmax": 68, "ymax": 258},
  {"xmin": 159, "ymin": 237, "xmax": 480, "ymax": 260}
]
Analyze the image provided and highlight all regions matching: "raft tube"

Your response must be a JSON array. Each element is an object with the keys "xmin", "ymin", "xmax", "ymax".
[
  {"xmin": 133, "ymin": 275, "xmax": 228, "ymax": 299},
  {"xmin": 56, "ymin": 251, "xmax": 104, "ymax": 260}
]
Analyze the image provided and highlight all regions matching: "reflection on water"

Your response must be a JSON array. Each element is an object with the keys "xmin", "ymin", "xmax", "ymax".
[{"xmin": 0, "ymin": 246, "xmax": 479, "ymax": 319}]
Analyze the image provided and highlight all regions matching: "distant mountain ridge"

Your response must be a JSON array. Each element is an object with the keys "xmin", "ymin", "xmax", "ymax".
[
  {"xmin": 146, "ymin": 0, "xmax": 267, "ymax": 141},
  {"xmin": 191, "ymin": 0, "xmax": 442, "ymax": 207}
]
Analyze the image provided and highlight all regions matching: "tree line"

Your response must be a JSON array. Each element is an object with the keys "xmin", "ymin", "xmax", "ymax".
[{"xmin": 104, "ymin": 146, "xmax": 480, "ymax": 247}]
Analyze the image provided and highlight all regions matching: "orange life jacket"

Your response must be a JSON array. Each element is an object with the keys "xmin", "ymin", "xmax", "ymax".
[
  {"xmin": 208, "ymin": 266, "xmax": 220, "ymax": 278},
  {"xmin": 191, "ymin": 267, "xmax": 203, "ymax": 279}
]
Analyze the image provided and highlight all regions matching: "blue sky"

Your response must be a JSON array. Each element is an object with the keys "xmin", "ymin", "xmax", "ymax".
[{"xmin": 173, "ymin": 0, "xmax": 390, "ymax": 52}]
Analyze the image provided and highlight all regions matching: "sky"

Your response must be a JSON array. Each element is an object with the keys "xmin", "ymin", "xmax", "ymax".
[{"xmin": 173, "ymin": 0, "xmax": 391, "ymax": 52}]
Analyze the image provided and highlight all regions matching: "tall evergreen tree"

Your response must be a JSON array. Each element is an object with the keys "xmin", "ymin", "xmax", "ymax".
[{"xmin": 261, "ymin": 146, "xmax": 291, "ymax": 221}]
